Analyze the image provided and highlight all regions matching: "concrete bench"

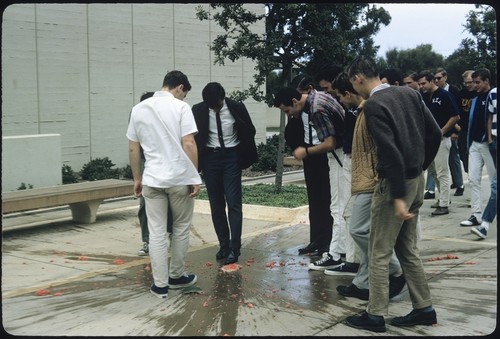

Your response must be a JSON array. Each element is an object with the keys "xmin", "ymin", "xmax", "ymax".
[
  {"xmin": 2, "ymin": 179, "xmax": 134, "ymax": 224},
  {"xmin": 283, "ymin": 156, "xmax": 303, "ymax": 166}
]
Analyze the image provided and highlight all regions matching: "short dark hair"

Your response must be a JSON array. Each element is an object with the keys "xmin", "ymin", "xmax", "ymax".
[
  {"xmin": 417, "ymin": 70, "xmax": 434, "ymax": 82},
  {"xmin": 201, "ymin": 82, "xmax": 226, "ymax": 108},
  {"xmin": 315, "ymin": 64, "xmax": 343, "ymax": 83},
  {"xmin": 273, "ymin": 87, "xmax": 301, "ymax": 107},
  {"xmin": 140, "ymin": 91, "xmax": 154, "ymax": 102},
  {"xmin": 162, "ymin": 70, "xmax": 192, "ymax": 91},
  {"xmin": 291, "ymin": 74, "xmax": 315, "ymax": 92},
  {"xmin": 380, "ymin": 68, "xmax": 402, "ymax": 85},
  {"xmin": 402, "ymin": 71, "xmax": 418, "ymax": 81},
  {"xmin": 472, "ymin": 68, "xmax": 491, "ymax": 81},
  {"xmin": 332, "ymin": 72, "xmax": 357, "ymax": 95},
  {"xmin": 347, "ymin": 56, "xmax": 379, "ymax": 79},
  {"xmin": 434, "ymin": 67, "xmax": 447, "ymax": 76}
]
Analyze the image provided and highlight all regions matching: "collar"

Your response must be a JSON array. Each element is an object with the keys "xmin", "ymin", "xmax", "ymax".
[
  {"xmin": 154, "ymin": 91, "xmax": 174, "ymax": 98},
  {"xmin": 369, "ymin": 83, "xmax": 391, "ymax": 97}
]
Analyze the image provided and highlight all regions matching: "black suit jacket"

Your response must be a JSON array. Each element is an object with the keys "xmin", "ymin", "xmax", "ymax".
[{"xmin": 192, "ymin": 98, "xmax": 258, "ymax": 170}]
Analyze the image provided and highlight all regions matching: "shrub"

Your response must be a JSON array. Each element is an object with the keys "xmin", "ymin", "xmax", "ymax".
[
  {"xmin": 62, "ymin": 164, "xmax": 79, "ymax": 184},
  {"xmin": 80, "ymin": 157, "xmax": 120, "ymax": 181},
  {"xmin": 17, "ymin": 182, "xmax": 33, "ymax": 190},
  {"xmin": 121, "ymin": 164, "xmax": 133, "ymax": 180},
  {"xmin": 251, "ymin": 134, "xmax": 292, "ymax": 172}
]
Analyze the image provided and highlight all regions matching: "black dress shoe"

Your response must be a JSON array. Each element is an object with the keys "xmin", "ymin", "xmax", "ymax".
[
  {"xmin": 298, "ymin": 242, "xmax": 319, "ymax": 255},
  {"xmin": 424, "ymin": 191, "xmax": 435, "ymax": 199},
  {"xmin": 344, "ymin": 312, "xmax": 386, "ymax": 333},
  {"xmin": 454, "ymin": 186, "xmax": 464, "ymax": 196},
  {"xmin": 224, "ymin": 249, "xmax": 240, "ymax": 265},
  {"xmin": 391, "ymin": 309, "xmax": 437, "ymax": 327},
  {"xmin": 337, "ymin": 284, "xmax": 369, "ymax": 300},
  {"xmin": 389, "ymin": 274, "xmax": 406, "ymax": 298},
  {"xmin": 216, "ymin": 247, "xmax": 229, "ymax": 260}
]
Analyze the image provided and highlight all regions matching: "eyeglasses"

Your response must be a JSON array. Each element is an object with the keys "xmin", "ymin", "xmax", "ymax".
[
  {"xmin": 463, "ymin": 81, "xmax": 473, "ymax": 85},
  {"xmin": 434, "ymin": 77, "xmax": 443, "ymax": 81}
]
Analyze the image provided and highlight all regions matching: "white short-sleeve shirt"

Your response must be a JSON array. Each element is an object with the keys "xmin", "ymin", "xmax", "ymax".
[{"xmin": 126, "ymin": 91, "xmax": 202, "ymax": 188}]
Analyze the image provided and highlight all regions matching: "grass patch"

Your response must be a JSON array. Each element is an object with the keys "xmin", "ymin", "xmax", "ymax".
[{"xmin": 197, "ymin": 183, "xmax": 308, "ymax": 208}]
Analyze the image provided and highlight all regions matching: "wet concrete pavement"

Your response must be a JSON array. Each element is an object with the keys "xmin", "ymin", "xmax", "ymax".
[{"xmin": 1, "ymin": 171, "xmax": 497, "ymax": 336}]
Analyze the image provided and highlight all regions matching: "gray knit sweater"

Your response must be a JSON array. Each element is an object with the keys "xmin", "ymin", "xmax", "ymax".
[{"xmin": 364, "ymin": 86, "xmax": 441, "ymax": 199}]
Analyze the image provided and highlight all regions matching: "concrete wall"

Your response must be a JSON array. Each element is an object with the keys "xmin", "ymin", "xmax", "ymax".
[
  {"xmin": 2, "ymin": 134, "xmax": 62, "ymax": 192},
  {"xmin": 1, "ymin": 3, "xmax": 267, "ymax": 174}
]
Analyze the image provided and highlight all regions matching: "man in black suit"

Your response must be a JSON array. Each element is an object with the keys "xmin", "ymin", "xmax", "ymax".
[{"xmin": 192, "ymin": 82, "xmax": 257, "ymax": 265}]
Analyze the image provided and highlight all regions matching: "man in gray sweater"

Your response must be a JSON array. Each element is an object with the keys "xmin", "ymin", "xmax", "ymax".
[{"xmin": 343, "ymin": 56, "xmax": 442, "ymax": 333}]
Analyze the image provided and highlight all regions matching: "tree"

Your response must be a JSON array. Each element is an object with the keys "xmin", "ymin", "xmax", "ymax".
[
  {"xmin": 383, "ymin": 44, "xmax": 445, "ymax": 76},
  {"xmin": 196, "ymin": 3, "xmax": 390, "ymax": 191},
  {"xmin": 445, "ymin": 4, "xmax": 497, "ymax": 87}
]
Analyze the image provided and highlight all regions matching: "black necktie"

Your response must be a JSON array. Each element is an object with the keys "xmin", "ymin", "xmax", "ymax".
[
  {"xmin": 215, "ymin": 111, "xmax": 225, "ymax": 150},
  {"xmin": 308, "ymin": 114, "xmax": 313, "ymax": 146}
]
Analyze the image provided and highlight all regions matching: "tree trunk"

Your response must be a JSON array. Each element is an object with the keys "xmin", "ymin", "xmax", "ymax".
[
  {"xmin": 274, "ymin": 109, "xmax": 286, "ymax": 193},
  {"xmin": 274, "ymin": 61, "xmax": 293, "ymax": 193}
]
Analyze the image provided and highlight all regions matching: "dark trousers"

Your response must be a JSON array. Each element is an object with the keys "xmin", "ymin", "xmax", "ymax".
[
  {"xmin": 449, "ymin": 138, "xmax": 464, "ymax": 187},
  {"xmin": 457, "ymin": 130, "xmax": 469, "ymax": 172},
  {"xmin": 303, "ymin": 152, "xmax": 333, "ymax": 250},
  {"xmin": 202, "ymin": 148, "xmax": 243, "ymax": 250}
]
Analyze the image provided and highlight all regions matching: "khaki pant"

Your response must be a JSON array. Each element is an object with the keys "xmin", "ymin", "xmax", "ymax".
[
  {"xmin": 143, "ymin": 185, "xmax": 194, "ymax": 288},
  {"xmin": 367, "ymin": 174, "xmax": 433, "ymax": 316}
]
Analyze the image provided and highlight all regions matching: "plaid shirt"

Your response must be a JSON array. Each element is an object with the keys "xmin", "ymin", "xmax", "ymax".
[{"xmin": 304, "ymin": 91, "xmax": 345, "ymax": 148}]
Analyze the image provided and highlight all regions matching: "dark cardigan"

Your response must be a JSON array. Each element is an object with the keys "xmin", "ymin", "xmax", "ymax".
[{"xmin": 364, "ymin": 86, "xmax": 442, "ymax": 199}]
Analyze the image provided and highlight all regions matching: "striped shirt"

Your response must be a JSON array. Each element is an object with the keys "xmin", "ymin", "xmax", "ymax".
[
  {"xmin": 487, "ymin": 87, "xmax": 497, "ymax": 137},
  {"xmin": 304, "ymin": 91, "xmax": 345, "ymax": 148}
]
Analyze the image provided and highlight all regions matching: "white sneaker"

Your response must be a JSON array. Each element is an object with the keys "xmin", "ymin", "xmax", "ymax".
[
  {"xmin": 137, "ymin": 242, "xmax": 149, "ymax": 256},
  {"xmin": 308, "ymin": 252, "xmax": 342, "ymax": 270},
  {"xmin": 460, "ymin": 215, "xmax": 480, "ymax": 227},
  {"xmin": 470, "ymin": 226, "xmax": 487, "ymax": 239}
]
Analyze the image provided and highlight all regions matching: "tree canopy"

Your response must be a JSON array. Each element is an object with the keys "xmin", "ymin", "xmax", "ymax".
[
  {"xmin": 445, "ymin": 4, "xmax": 496, "ymax": 87},
  {"xmin": 196, "ymin": 3, "xmax": 391, "ymax": 105},
  {"xmin": 377, "ymin": 4, "xmax": 496, "ymax": 88}
]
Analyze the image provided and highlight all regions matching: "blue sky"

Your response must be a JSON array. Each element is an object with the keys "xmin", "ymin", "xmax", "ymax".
[{"xmin": 372, "ymin": 3, "xmax": 479, "ymax": 57}]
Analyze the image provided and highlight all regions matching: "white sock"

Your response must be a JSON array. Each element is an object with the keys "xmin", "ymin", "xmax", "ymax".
[{"xmin": 481, "ymin": 221, "xmax": 490, "ymax": 231}]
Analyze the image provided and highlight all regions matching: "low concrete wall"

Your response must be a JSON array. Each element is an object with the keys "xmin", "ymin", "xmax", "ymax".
[{"xmin": 2, "ymin": 134, "xmax": 62, "ymax": 192}]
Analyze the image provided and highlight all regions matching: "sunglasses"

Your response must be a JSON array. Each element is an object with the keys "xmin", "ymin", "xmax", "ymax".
[{"xmin": 434, "ymin": 76, "xmax": 443, "ymax": 81}]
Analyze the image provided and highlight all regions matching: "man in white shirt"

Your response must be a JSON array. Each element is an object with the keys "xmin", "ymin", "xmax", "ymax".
[{"xmin": 127, "ymin": 70, "xmax": 201, "ymax": 299}]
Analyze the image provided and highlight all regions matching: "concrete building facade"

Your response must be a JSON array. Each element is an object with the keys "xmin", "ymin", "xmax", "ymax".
[{"xmin": 1, "ymin": 3, "xmax": 267, "ymax": 187}]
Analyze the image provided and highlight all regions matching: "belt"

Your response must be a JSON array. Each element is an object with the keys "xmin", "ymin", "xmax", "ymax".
[{"xmin": 205, "ymin": 146, "xmax": 237, "ymax": 152}]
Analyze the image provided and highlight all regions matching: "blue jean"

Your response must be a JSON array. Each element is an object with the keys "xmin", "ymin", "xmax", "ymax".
[
  {"xmin": 202, "ymin": 148, "xmax": 243, "ymax": 250},
  {"xmin": 483, "ymin": 136, "xmax": 497, "ymax": 223},
  {"xmin": 425, "ymin": 175, "xmax": 435, "ymax": 192},
  {"xmin": 489, "ymin": 136, "xmax": 496, "ymax": 168},
  {"xmin": 482, "ymin": 174, "xmax": 497, "ymax": 223}
]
